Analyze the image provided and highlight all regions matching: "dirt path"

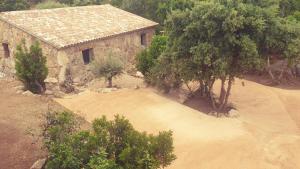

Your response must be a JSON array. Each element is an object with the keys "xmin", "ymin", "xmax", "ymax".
[
  {"xmin": 56, "ymin": 79, "xmax": 300, "ymax": 169},
  {"xmin": 0, "ymin": 79, "xmax": 64, "ymax": 169}
]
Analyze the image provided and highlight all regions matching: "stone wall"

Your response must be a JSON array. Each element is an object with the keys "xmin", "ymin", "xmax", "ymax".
[
  {"xmin": 58, "ymin": 28, "xmax": 155, "ymax": 83},
  {"xmin": 0, "ymin": 19, "xmax": 60, "ymax": 78}
]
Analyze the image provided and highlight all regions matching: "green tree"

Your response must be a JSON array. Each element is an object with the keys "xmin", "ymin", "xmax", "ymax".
[
  {"xmin": 35, "ymin": 1, "xmax": 68, "ymax": 9},
  {"xmin": 0, "ymin": 0, "xmax": 29, "ymax": 12},
  {"xmin": 136, "ymin": 35, "xmax": 168, "ymax": 75},
  {"xmin": 91, "ymin": 52, "xmax": 124, "ymax": 88},
  {"xmin": 43, "ymin": 112, "xmax": 176, "ymax": 169},
  {"xmin": 15, "ymin": 40, "xmax": 48, "ymax": 94}
]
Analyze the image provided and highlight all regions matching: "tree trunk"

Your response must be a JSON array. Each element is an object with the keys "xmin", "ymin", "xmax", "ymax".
[
  {"xmin": 266, "ymin": 56, "xmax": 276, "ymax": 82},
  {"xmin": 35, "ymin": 80, "xmax": 45, "ymax": 94},
  {"xmin": 108, "ymin": 77, "xmax": 113, "ymax": 88},
  {"xmin": 219, "ymin": 77, "xmax": 226, "ymax": 105},
  {"xmin": 208, "ymin": 79, "xmax": 216, "ymax": 110},
  {"xmin": 219, "ymin": 76, "xmax": 233, "ymax": 111}
]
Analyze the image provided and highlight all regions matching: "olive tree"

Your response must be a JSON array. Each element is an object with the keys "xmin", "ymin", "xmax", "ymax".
[{"xmin": 91, "ymin": 52, "xmax": 124, "ymax": 88}]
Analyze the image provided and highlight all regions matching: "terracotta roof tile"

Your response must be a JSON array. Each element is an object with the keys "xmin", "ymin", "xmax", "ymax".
[{"xmin": 0, "ymin": 5, "xmax": 158, "ymax": 49}]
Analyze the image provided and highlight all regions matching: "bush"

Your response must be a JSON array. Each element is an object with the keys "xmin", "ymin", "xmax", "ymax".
[
  {"xmin": 43, "ymin": 112, "xmax": 176, "ymax": 169},
  {"xmin": 136, "ymin": 35, "xmax": 168, "ymax": 75},
  {"xmin": 35, "ymin": 1, "xmax": 68, "ymax": 9},
  {"xmin": 15, "ymin": 40, "xmax": 48, "ymax": 94},
  {"xmin": 91, "ymin": 52, "xmax": 124, "ymax": 88},
  {"xmin": 0, "ymin": 0, "xmax": 29, "ymax": 12}
]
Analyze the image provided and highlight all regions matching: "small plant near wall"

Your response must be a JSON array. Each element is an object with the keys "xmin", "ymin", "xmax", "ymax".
[
  {"xmin": 91, "ymin": 51, "xmax": 124, "ymax": 88},
  {"xmin": 15, "ymin": 40, "xmax": 48, "ymax": 94}
]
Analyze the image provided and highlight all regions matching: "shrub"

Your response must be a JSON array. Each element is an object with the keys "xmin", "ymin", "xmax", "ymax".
[
  {"xmin": 0, "ymin": 0, "xmax": 29, "ymax": 12},
  {"xmin": 91, "ymin": 52, "xmax": 124, "ymax": 88},
  {"xmin": 35, "ymin": 1, "xmax": 68, "ymax": 9},
  {"xmin": 15, "ymin": 40, "xmax": 48, "ymax": 94},
  {"xmin": 43, "ymin": 112, "xmax": 176, "ymax": 169},
  {"xmin": 136, "ymin": 35, "xmax": 168, "ymax": 75}
]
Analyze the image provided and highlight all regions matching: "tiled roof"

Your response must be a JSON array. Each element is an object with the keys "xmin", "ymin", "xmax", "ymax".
[{"xmin": 0, "ymin": 5, "xmax": 158, "ymax": 49}]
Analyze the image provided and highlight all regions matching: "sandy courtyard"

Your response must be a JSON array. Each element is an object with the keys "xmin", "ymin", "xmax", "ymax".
[{"xmin": 56, "ymin": 79, "xmax": 300, "ymax": 169}]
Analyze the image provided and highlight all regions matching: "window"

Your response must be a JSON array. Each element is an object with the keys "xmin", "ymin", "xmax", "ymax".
[
  {"xmin": 82, "ymin": 48, "xmax": 93, "ymax": 64},
  {"xmin": 2, "ymin": 43, "xmax": 10, "ymax": 58},
  {"xmin": 141, "ymin": 33, "xmax": 147, "ymax": 46}
]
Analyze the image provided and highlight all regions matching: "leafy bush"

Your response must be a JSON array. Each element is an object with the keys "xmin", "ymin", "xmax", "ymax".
[
  {"xmin": 0, "ymin": 0, "xmax": 29, "ymax": 12},
  {"xmin": 15, "ymin": 40, "xmax": 48, "ymax": 94},
  {"xmin": 136, "ymin": 35, "xmax": 168, "ymax": 75},
  {"xmin": 91, "ymin": 52, "xmax": 124, "ymax": 88},
  {"xmin": 35, "ymin": 1, "xmax": 68, "ymax": 9},
  {"xmin": 43, "ymin": 111, "xmax": 176, "ymax": 169}
]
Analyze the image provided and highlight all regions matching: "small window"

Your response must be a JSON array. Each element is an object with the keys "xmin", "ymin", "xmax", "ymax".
[
  {"xmin": 2, "ymin": 43, "xmax": 10, "ymax": 58},
  {"xmin": 82, "ymin": 48, "xmax": 93, "ymax": 64},
  {"xmin": 141, "ymin": 33, "xmax": 147, "ymax": 46}
]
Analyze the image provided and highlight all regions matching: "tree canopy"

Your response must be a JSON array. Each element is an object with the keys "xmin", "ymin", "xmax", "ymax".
[{"xmin": 141, "ymin": 0, "xmax": 300, "ymax": 112}]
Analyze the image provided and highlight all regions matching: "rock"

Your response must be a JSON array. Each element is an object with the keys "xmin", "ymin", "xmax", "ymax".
[
  {"xmin": 228, "ymin": 109, "xmax": 240, "ymax": 118},
  {"xmin": 22, "ymin": 90, "xmax": 35, "ymax": 96},
  {"xmin": 30, "ymin": 158, "xmax": 47, "ymax": 169},
  {"xmin": 0, "ymin": 72, "xmax": 5, "ymax": 78},
  {"xmin": 134, "ymin": 85, "xmax": 140, "ymax": 90},
  {"xmin": 73, "ymin": 77, "xmax": 81, "ymax": 84},
  {"xmin": 179, "ymin": 94, "xmax": 188, "ymax": 103},
  {"xmin": 54, "ymin": 91, "xmax": 65, "ymax": 98},
  {"xmin": 16, "ymin": 90, "xmax": 23, "ymax": 94},
  {"xmin": 135, "ymin": 71, "xmax": 144, "ymax": 78},
  {"xmin": 45, "ymin": 90, "xmax": 54, "ymax": 95},
  {"xmin": 208, "ymin": 111, "xmax": 218, "ymax": 117},
  {"xmin": 98, "ymin": 88, "xmax": 118, "ymax": 93}
]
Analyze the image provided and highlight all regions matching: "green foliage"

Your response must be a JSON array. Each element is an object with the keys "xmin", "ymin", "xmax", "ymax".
[
  {"xmin": 43, "ymin": 112, "xmax": 176, "ymax": 169},
  {"xmin": 148, "ymin": 0, "xmax": 300, "ymax": 111},
  {"xmin": 0, "ymin": 0, "xmax": 29, "ymax": 12},
  {"xmin": 15, "ymin": 40, "xmax": 48, "ymax": 94},
  {"xmin": 136, "ymin": 35, "xmax": 168, "ymax": 75},
  {"xmin": 91, "ymin": 52, "xmax": 124, "ymax": 87},
  {"xmin": 35, "ymin": 1, "xmax": 68, "ymax": 9}
]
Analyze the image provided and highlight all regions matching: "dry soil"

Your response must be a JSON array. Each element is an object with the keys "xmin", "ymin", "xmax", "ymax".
[{"xmin": 56, "ymin": 78, "xmax": 300, "ymax": 169}]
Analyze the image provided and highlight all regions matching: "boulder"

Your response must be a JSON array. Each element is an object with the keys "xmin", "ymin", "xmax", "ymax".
[
  {"xmin": 135, "ymin": 71, "xmax": 144, "ymax": 78},
  {"xmin": 228, "ymin": 109, "xmax": 240, "ymax": 118},
  {"xmin": 0, "ymin": 72, "xmax": 5, "ymax": 78},
  {"xmin": 30, "ymin": 158, "xmax": 47, "ymax": 169},
  {"xmin": 22, "ymin": 90, "xmax": 35, "ymax": 96}
]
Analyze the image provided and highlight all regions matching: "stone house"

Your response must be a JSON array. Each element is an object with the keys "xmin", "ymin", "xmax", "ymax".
[{"xmin": 0, "ymin": 4, "xmax": 158, "ymax": 86}]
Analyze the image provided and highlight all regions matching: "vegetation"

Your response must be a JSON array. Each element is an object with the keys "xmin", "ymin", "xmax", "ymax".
[
  {"xmin": 43, "ymin": 111, "xmax": 176, "ymax": 169},
  {"xmin": 0, "ymin": 0, "xmax": 29, "ymax": 12},
  {"xmin": 15, "ymin": 40, "xmax": 48, "ymax": 94},
  {"xmin": 136, "ymin": 35, "xmax": 168, "ymax": 76},
  {"xmin": 35, "ymin": 1, "xmax": 68, "ymax": 9},
  {"xmin": 140, "ymin": 0, "xmax": 300, "ymax": 112},
  {"xmin": 91, "ymin": 52, "xmax": 124, "ymax": 88}
]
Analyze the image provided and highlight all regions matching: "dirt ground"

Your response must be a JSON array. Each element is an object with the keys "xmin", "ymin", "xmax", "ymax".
[
  {"xmin": 0, "ymin": 79, "xmax": 65, "ymax": 169},
  {"xmin": 56, "ymin": 78, "xmax": 300, "ymax": 169}
]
